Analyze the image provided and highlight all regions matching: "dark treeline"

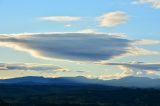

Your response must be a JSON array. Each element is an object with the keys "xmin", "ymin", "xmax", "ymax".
[{"xmin": 0, "ymin": 84, "xmax": 160, "ymax": 106}]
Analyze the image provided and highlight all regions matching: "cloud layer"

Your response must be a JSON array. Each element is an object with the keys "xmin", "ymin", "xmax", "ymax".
[
  {"xmin": 0, "ymin": 33, "xmax": 159, "ymax": 61},
  {"xmin": 97, "ymin": 11, "xmax": 128, "ymax": 27}
]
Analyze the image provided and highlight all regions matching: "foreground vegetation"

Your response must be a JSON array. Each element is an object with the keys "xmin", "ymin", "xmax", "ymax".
[{"xmin": 0, "ymin": 84, "xmax": 160, "ymax": 106}]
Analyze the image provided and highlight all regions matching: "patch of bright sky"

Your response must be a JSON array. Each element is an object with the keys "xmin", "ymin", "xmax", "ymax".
[{"xmin": 0, "ymin": 0, "xmax": 160, "ymax": 39}]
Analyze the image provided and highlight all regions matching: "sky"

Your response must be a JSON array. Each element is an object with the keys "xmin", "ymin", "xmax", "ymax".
[{"xmin": 0, "ymin": 0, "xmax": 160, "ymax": 79}]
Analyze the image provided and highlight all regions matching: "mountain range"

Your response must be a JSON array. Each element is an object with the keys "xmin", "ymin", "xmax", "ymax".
[{"xmin": 0, "ymin": 76, "xmax": 160, "ymax": 88}]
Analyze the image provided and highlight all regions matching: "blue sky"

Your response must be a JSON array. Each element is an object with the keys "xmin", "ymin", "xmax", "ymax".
[{"xmin": 0, "ymin": 0, "xmax": 160, "ymax": 79}]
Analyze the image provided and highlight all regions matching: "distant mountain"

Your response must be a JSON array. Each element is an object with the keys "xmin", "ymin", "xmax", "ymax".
[
  {"xmin": 0, "ymin": 76, "xmax": 93, "ymax": 85},
  {"xmin": 0, "ymin": 76, "xmax": 160, "ymax": 88},
  {"xmin": 104, "ymin": 76, "xmax": 160, "ymax": 88}
]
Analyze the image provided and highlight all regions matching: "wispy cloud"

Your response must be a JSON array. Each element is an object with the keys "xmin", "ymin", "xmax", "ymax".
[
  {"xmin": 40, "ymin": 16, "xmax": 81, "ymax": 22},
  {"xmin": 0, "ymin": 33, "xmax": 159, "ymax": 62},
  {"xmin": 97, "ymin": 11, "xmax": 128, "ymax": 27},
  {"xmin": 133, "ymin": 0, "xmax": 160, "ymax": 9}
]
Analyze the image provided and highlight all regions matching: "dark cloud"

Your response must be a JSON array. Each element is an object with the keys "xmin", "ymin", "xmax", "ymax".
[
  {"xmin": 0, "ymin": 33, "xmax": 158, "ymax": 61},
  {"xmin": 0, "ymin": 63, "xmax": 67, "ymax": 73}
]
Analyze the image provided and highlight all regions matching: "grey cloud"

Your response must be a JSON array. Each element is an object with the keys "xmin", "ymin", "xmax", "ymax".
[
  {"xmin": 0, "ymin": 63, "xmax": 67, "ymax": 73},
  {"xmin": 101, "ymin": 62, "xmax": 160, "ymax": 71},
  {"xmin": 0, "ymin": 33, "xmax": 159, "ymax": 61},
  {"xmin": 100, "ymin": 62, "xmax": 160, "ymax": 78}
]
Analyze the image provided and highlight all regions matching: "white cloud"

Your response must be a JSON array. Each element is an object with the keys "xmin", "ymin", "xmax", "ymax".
[
  {"xmin": 126, "ymin": 47, "xmax": 160, "ymax": 55},
  {"xmin": 65, "ymin": 24, "xmax": 72, "ymax": 27},
  {"xmin": 40, "ymin": 16, "xmax": 81, "ymax": 22},
  {"xmin": 133, "ymin": 0, "xmax": 160, "ymax": 9},
  {"xmin": 106, "ymin": 33, "xmax": 127, "ymax": 37},
  {"xmin": 133, "ymin": 39, "xmax": 160, "ymax": 45},
  {"xmin": 77, "ymin": 29, "xmax": 97, "ymax": 33},
  {"xmin": 97, "ymin": 11, "xmax": 128, "ymax": 27},
  {"xmin": 86, "ymin": 67, "xmax": 135, "ymax": 80}
]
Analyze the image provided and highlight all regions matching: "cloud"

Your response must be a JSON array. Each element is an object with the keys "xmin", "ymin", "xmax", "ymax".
[
  {"xmin": 65, "ymin": 24, "xmax": 72, "ymax": 27},
  {"xmin": 133, "ymin": 0, "xmax": 160, "ymax": 9},
  {"xmin": 0, "ymin": 63, "xmax": 71, "ymax": 79},
  {"xmin": 77, "ymin": 29, "xmax": 97, "ymax": 33},
  {"xmin": 133, "ymin": 39, "xmax": 160, "ymax": 45},
  {"xmin": 0, "ymin": 33, "xmax": 159, "ymax": 61},
  {"xmin": 102, "ymin": 62, "xmax": 160, "ymax": 71},
  {"xmin": 98, "ymin": 69, "xmax": 159, "ymax": 80},
  {"xmin": 97, "ymin": 11, "xmax": 128, "ymax": 27},
  {"xmin": 0, "ymin": 63, "xmax": 68, "ymax": 73},
  {"xmin": 106, "ymin": 33, "xmax": 127, "ymax": 38},
  {"xmin": 86, "ymin": 68, "xmax": 137, "ymax": 80},
  {"xmin": 40, "ymin": 16, "xmax": 81, "ymax": 22},
  {"xmin": 100, "ymin": 61, "xmax": 160, "ymax": 78},
  {"xmin": 85, "ymin": 74, "xmax": 123, "ymax": 80}
]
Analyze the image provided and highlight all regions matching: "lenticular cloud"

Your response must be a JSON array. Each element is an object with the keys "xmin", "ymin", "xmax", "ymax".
[{"xmin": 0, "ymin": 33, "xmax": 159, "ymax": 61}]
